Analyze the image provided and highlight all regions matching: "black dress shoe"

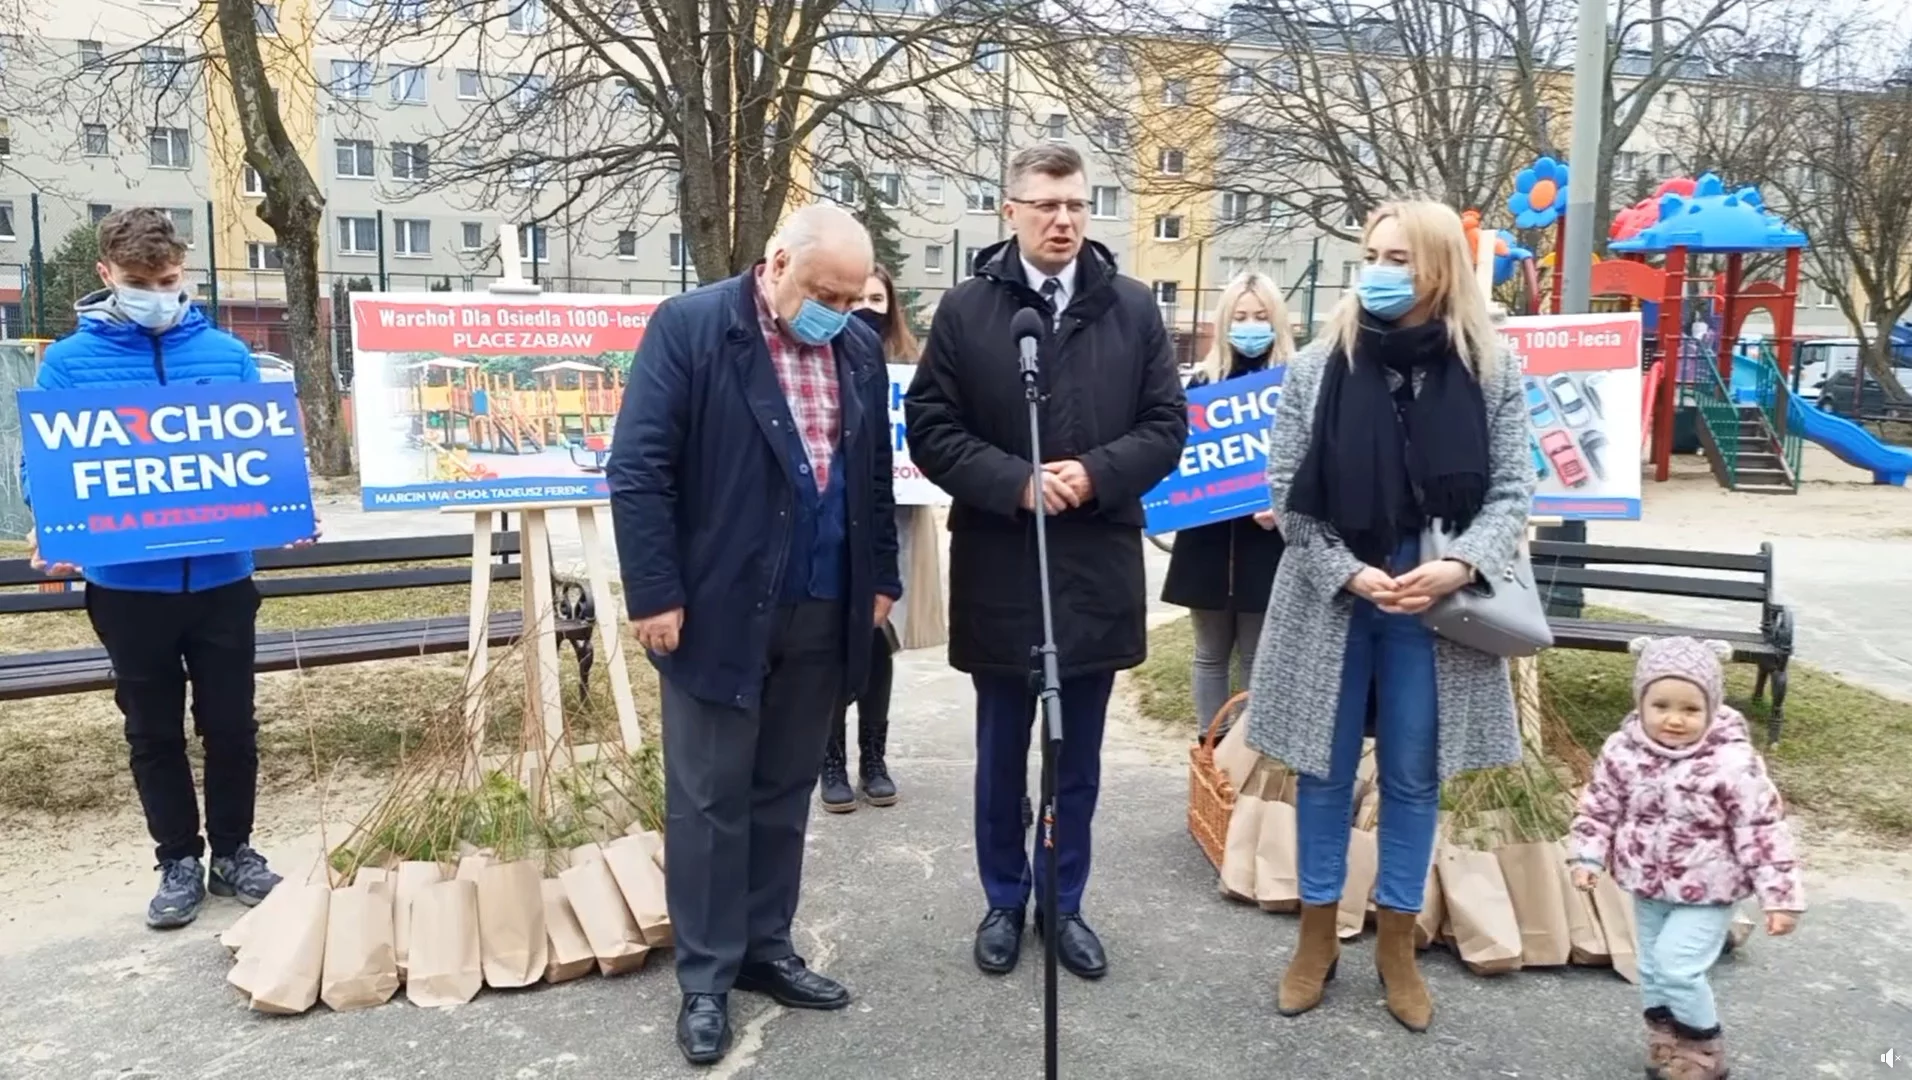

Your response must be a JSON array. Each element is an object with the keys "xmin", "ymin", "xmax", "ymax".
[
  {"xmin": 676, "ymin": 993, "xmax": 732, "ymax": 1066},
  {"xmin": 973, "ymin": 906, "xmax": 1026, "ymax": 975},
  {"xmin": 735, "ymin": 955, "xmax": 851, "ymax": 1010},
  {"xmin": 1036, "ymin": 911, "xmax": 1109, "ymax": 980}
]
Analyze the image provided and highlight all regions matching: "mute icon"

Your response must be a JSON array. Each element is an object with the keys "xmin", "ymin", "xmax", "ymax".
[{"xmin": 1884, "ymin": 1047, "xmax": 1897, "ymax": 1068}]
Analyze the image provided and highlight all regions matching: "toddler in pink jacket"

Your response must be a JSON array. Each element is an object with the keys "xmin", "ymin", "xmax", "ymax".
[{"xmin": 1568, "ymin": 636, "xmax": 1803, "ymax": 1080}]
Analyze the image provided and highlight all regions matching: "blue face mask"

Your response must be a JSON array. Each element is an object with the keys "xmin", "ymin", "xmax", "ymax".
[
  {"xmin": 787, "ymin": 297, "xmax": 850, "ymax": 346},
  {"xmin": 1356, "ymin": 264, "xmax": 1418, "ymax": 321},
  {"xmin": 116, "ymin": 286, "xmax": 186, "ymax": 332},
  {"xmin": 1227, "ymin": 320, "xmax": 1276, "ymax": 358}
]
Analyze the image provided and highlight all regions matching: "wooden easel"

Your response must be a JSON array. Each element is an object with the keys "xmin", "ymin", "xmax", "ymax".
[{"xmin": 443, "ymin": 224, "xmax": 641, "ymax": 798}]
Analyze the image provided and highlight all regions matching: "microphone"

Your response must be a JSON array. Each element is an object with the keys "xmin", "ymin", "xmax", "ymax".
[{"xmin": 1011, "ymin": 306, "xmax": 1045, "ymax": 387}]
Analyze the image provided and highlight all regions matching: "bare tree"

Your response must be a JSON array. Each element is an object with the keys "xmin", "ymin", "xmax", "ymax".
[{"xmin": 0, "ymin": 6, "xmax": 352, "ymax": 475}]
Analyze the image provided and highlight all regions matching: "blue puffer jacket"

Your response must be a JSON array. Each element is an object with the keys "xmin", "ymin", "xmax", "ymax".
[{"xmin": 27, "ymin": 290, "xmax": 262, "ymax": 593}]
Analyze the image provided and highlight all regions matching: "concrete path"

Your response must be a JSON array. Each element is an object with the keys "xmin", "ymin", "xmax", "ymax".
[{"xmin": 3, "ymin": 647, "xmax": 1907, "ymax": 1079}]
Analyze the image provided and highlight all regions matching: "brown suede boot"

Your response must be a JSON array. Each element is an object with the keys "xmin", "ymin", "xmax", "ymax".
[
  {"xmin": 1374, "ymin": 907, "xmax": 1433, "ymax": 1032},
  {"xmin": 1644, "ymin": 1007, "xmax": 1679, "ymax": 1077},
  {"xmin": 1662, "ymin": 1025, "xmax": 1728, "ymax": 1080},
  {"xmin": 1275, "ymin": 903, "xmax": 1341, "ymax": 1016}
]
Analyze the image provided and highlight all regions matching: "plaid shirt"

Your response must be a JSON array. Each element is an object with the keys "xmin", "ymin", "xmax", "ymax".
[{"xmin": 754, "ymin": 269, "xmax": 840, "ymax": 492}]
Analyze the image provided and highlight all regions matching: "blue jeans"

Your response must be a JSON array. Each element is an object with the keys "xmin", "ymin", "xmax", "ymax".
[
  {"xmin": 1295, "ymin": 555, "xmax": 1442, "ymax": 912},
  {"xmin": 1635, "ymin": 899, "xmax": 1734, "ymax": 1032}
]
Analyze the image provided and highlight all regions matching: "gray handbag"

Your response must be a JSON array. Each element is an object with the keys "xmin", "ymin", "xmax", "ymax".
[{"xmin": 1417, "ymin": 520, "xmax": 1554, "ymax": 658}]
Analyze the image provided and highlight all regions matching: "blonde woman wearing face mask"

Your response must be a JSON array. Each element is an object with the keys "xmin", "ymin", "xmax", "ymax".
[
  {"xmin": 1243, "ymin": 201, "xmax": 1533, "ymax": 1032},
  {"xmin": 1160, "ymin": 272, "xmax": 1295, "ymax": 730}
]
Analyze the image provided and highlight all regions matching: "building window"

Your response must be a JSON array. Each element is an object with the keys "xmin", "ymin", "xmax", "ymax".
[
  {"xmin": 507, "ymin": 0, "xmax": 544, "ymax": 33},
  {"xmin": 336, "ymin": 139, "xmax": 375, "ymax": 179},
  {"xmin": 331, "ymin": 0, "xmax": 374, "ymax": 18},
  {"xmin": 83, "ymin": 123, "xmax": 109, "ymax": 156},
  {"xmin": 1341, "ymin": 259, "xmax": 1360, "ymax": 287},
  {"xmin": 337, "ymin": 215, "xmax": 378, "ymax": 255},
  {"xmin": 1153, "ymin": 214, "xmax": 1184, "ymax": 241},
  {"xmin": 614, "ymin": 230, "xmax": 637, "ymax": 259},
  {"xmin": 165, "ymin": 207, "xmax": 194, "ymax": 244},
  {"xmin": 331, "ymin": 59, "xmax": 373, "ymax": 99},
  {"xmin": 1045, "ymin": 113, "xmax": 1067, "ymax": 141},
  {"xmin": 669, "ymin": 232, "xmax": 687, "ymax": 270},
  {"xmin": 1093, "ymin": 115, "xmax": 1126, "ymax": 149},
  {"xmin": 458, "ymin": 0, "xmax": 486, "ymax": 21},
  {"xmin": 1221, "ymin": 121, "xmax": 1255, "ymax": 162},
  {"xmin": 0, "ymin": 200, "xmax": 12, "ymax": 239},
  {"xmin": 1218, "ymin": 255, "xmax": 1250, "ymax": 281},
  {"xmin": 457, "ymin": 69, "xmax": 482, "ymax": 100},
  {"xmin": 147, "ymin": 126, "xmax": 191, "ymax": 169},
  {"xmin": 966, "ymin": 181, "xmax": 1000, "ymax": 214},
  {"xmin": 969, "ymin": 108, "xmax": 1002, "ymax": 142},
  {"xmin": 923, "ymin": 174, "xmax": 945, "ymax": 204},
  {"xmin": 461, "ymin": 221, "xmax": 483, "ymax": 250},
  {"xmin": 1226, "ymin": 62, "xmax": 1254, "ymax": 94},
  {"xmin": 925, "ymin": 244, "xmax": 944, "ymax": 273},
  {"xmin": 1342, "ymin": 203, "xmax": 1364, "ymax": 229},
  {"xmin": 1090, "ymin": 185, "xmax": 1120, "ymax": 219},
  {"xmin": 511, "ymin": 73, "xmax": 547, "ymax": 110},
  {"xmin": 1656, "ymin": 153, "xmax": 1675, "ymax": 176},
  {"xmin": 1268, "ymin": 60, "xmax": 1299, "ymax": 91},
  {"xmin": 927, "ymin": 104, "xmax": 949, "ymax": 135},
  {"xmin": 141, "ymin": 45, "xmax": 185, "ymax": 88},
  {"xmin": 243, "ymin": 164, "xmax": 265, "ymax": 196},
  {"xmin": 391, "ymin": 141, "xmax": 429, "ymax": 180},
  {"xmin": 963, "ymin": 247, "xmax": 983, "ymax": 278},
  {"xmin": 822, "ymin": 167, "xmax": 858, "ymax": 204},
  {"xmin": 872, "ymin": 172, "xmax": 901, "ymax": 206},
  {"xmin": 1270, "ymin": 258, "xmax": 1289, "ymax": 284},
  {"xmin": 1615, "ymin": 150, "xmax": 1639, "ymax": 175},
  {"xmin": 1152, "ymin": 280, "xmax": 1179, "ymax": 307},
  {"xmin": 389, "ymin": 65, "xmax": 427, "ymax": 104},
  {"xmin": 88, "ymin": 203, "xmax": 113, "ymax": 224},
  {"xmin": 1220, "ymin": 191, "xmax": 1249, "ymax": 224},
  {"xmin": 246, "ymin": 241, "xmax": 283, "ymax": 270},
  {"xmin": 1158, "ymin": 147, "xmax": 1186, "ymax": 175},
  {"xmin": 78, "ymin": 40, "xmax": 103, "ymax": 68},
  {"xmin": 391, "ymin": 218, "xmax": 430, "ymax": 256},
  {"xmin": 973, "ymin": 43, "xmax": 1001, "ymax": 73},
  {"xmin": 517, "ymin": 223, "xmax": 548, "ymax": 261},
  {"xmin": 1161, "ymin": 79, "xmax": 1188, "ymax": 106},
  {"xmin": 255, "ymin": 2, "xmax": 280, "ymax": 33},
  {"xmin": 1095, "ymin": 46, "xmax": 1127, "ymax": 80}
]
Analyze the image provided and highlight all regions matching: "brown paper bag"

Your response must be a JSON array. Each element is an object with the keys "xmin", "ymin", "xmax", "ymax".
[
  {"xmin": 232, "ymin": 881, "xmax": 330, "ymax": 1014},
  {"xmin": 222, "ymin": 875, "xmax": 296, "ymax": 956},
  {"xmin": 1726, "ymin": 904, "xmax": 1755, "ymax": 952},
  {"xmin": 559, "ymin": 858, "xmax": 651, "ymax": 975},
  {"xmin": 604, "ymin": 835, "xmax": 673, "ymax": 947},
  {"xmin": 1219, "ymin": 782, "xmax": 1267, "ymax": 903},
  {"xmin": 1353, "ymin": 740, "xmax": 1378, "ymax": 807},
  {"xmin": 392, "ymin": 861, "xmax": 445, "ymax": 978},
  {"xmin": 1212, "ymin": 714, "xmax": 1261, "ymax": 793},
  {"xmin": 570, "ymin": 842, "xmax": 605, "ymax": 865},
  {"xmin": 1253, "ymin": 799, "xmax": 1301, "ymax": 913},
  {"xmin": 1589, "ymin": 876, "xmax": 1639, "ymax": 983},
  {"xmin": 321, "ymin": 881, "xmax": 400, "ymax": 1011},
  {"xmin": 476, "ymin": 859, "xmax": 548, "ymax": 989},
  {"xmin": 541, "ymin": 878, "xmax": 597, "ymax": 983},
  {"xmin": 1353, "ymin": 790, "xmax": 1380, "ymax": 831},
  {"xmin": 1413, "ymin": 859, "xmax": 1445, "ymax": 950},
  {"xmin": 1496, "ymin": 841, "xmax": 1572, "ymax": 967},
  {"xmin": 1436, "ymin": 843, "xmax": 1522, "ymax": 975},
  {"xmin": 1337, "ymin": 827, "xmax": 1379, "ymax": 939},
  {"xmin": 1559, "ymin": 863, "xmax": 1609, "ymax": 965},
  {"xmin": 406, "ymin": 879, "xmax": 483, "ymax": 1007},
  {"xmin": 455, "ymin": 853, "xmax": 490, "ymax": 881}
]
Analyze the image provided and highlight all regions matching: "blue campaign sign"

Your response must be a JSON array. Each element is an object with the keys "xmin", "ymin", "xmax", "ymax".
[
  {"xmin": 1141, "ymin": 367, "xmax": 1284, "ymax": 536},
  {"xmin": 18, "ymin": 381, "xmax": 317, "ymax": 566}
]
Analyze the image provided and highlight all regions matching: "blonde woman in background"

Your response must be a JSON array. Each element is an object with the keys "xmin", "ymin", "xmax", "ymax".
[
  {"xmin": 1160, "ymin": 271, "xmax": 1296, "ymax": 730},
  {"xmin": 1243, "ymin": 201, "xmax": 1533, "ymax": 1032}
]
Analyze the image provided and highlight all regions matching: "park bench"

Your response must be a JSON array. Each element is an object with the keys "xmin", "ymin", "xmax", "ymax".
[
  {"xmin": 1530, "ymin": 540, "xmax": 1794, "ymax": 744},
  {"xmin": 0, "ymin": 532, "xmax": 596, "ymax": 702}
]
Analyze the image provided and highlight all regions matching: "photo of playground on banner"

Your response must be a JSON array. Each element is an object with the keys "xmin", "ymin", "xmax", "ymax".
[{"xmin": 348, "ymin": 292, "xmax": 663, "ymax": 511}]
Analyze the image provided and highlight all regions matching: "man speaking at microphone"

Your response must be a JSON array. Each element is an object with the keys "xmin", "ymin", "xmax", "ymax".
[{"xmin": 906, "ymin": 144, "xmax": 1186, "ymax": 979}]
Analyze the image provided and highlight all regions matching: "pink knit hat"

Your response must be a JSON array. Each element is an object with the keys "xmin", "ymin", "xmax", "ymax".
[{"xmin": 1629, "ymin": 635, "xmax": 1732, "ymax": 715}]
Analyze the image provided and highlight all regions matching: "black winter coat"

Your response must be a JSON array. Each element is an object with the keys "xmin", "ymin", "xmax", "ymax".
[
  {"xmin": 1159, "ymin": 360, "xmax": 1288, "ymax": 613},
  {"xmin": 905, "ymin": 239, "xmax": 1187, "ymax": 677}
]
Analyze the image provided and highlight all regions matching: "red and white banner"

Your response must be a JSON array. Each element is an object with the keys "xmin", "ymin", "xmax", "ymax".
[{"xmin": 350, "ymin": 295, "xmax": 662, "ymax": 355}]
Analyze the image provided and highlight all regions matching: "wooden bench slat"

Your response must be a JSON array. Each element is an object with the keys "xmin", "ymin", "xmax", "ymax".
[
  {"xmin": 0, "ymin": 532, "xmax": 525, "ymax": 590},
  {"xmin": 1548, "ymin": 618, "xmax": 1779, "ymax": 658},
  {"xmin": 1529, "ymin": 540, "xmax": 1772, "ymax": 574},
  {"xmin": 1532, "ymin": 565, "xmax": 1771, "ymax": 603}
]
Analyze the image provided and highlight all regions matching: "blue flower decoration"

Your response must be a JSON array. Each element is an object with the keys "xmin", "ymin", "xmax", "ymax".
[
  {"xmin": 1494, "ymin": 230, "xmax": 1534, "ymax": 286},
  {"xmin": 1507, "ymin": 157, "xmax": 1569, "ymax": 230}
]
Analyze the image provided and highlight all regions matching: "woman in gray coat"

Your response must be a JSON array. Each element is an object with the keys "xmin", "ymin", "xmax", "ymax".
[{"xmin": 1244, "ymin": 200, "xmax": 1533, "ymax": 1033}]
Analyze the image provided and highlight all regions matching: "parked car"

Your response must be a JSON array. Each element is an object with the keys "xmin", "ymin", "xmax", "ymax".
[
  {"xmin": 1581, "ymin": 371, "xmax": 1608, "ymax": 418},
  {"xmin": 1795, "ymin": 337, "xmax": 1912, "ymax": 403},
  {"xmin": 1578, "ymin": 429, "xmax": 1609, "ymax": 481},
  {"xmin": 1818, "ymin": 370, "xmax": 1910, "ymax": 419},
  {"xmin": 1546, "ymin": 373, "xmax": 1591, "ymax": 427},
  {"xmin": 1525, "ymin": 378, "xmax": 1557, "ymax": 427},
  {"xmin": 1540, "ymin": 429, "xmax": 1589, "ymax": 487},
  {"xmin": 1528, "ymin": 433, "xmax": 1549, "ymax": 481},
  {"xmin": 253, "ymin": 352, "xmax": 296, "ymax": 383}
]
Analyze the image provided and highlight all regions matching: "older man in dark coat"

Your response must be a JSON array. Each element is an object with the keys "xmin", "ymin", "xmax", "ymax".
[
  {"xmin": 905, "ymin": 143, "xmax": 1187, "ymax": 980},
  {"xmin": 609, "ymin": 203, "xmax": 901, "ymax": 1066}
]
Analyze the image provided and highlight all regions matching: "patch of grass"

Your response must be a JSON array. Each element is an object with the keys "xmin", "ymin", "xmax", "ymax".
[{"xmin": 1135, "ymin": 611, "xmax": 1912, "ymax": 840}]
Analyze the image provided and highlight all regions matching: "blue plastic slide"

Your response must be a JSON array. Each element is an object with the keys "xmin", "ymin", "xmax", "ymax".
[{"xmin": 1787, "ymin": 398, "xmax": 1912, "ymax": 486}]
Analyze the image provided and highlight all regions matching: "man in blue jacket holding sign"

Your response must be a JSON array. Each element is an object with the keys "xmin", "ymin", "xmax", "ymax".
[{"xmin": 24, "ymin": 208, "xmax": 288, "ymax": 929}]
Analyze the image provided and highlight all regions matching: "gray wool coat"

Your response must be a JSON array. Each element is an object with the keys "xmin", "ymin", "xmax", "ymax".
[{"xmin": 1243, "ymin": 335, "xmax": 1535, "ymax": 781}]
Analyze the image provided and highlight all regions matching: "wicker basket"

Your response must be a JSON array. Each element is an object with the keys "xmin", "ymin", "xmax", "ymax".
[{"xmin": 1187, "ymin": 691, "xmax": 1250, "ymax": 871}]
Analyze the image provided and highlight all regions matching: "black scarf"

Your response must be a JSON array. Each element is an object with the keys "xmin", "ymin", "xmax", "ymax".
[{"xmin": 1287, "ymin": 318, "xmax": 1490, "ymax": 567}]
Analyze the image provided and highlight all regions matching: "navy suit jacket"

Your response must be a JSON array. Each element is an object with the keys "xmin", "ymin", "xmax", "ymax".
[{"xmin": 607, "ymin": 270, "xmax": 902, "ymax": 710}]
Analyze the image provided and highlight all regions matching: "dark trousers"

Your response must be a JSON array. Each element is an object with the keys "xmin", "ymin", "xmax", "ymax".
[
  {"xmin": 661, "ymin": 600, "xmax": 845, "ymax": 994},
  {"xmin": 84, "ymin": 578, "xmax": 261, "ymax": 864},
  {"xmin": 827, "ymin": 627, "xmax": 893, "ymax": 765},
  {"xmin": 972, "ymin": 670, "xmax": 1114, "ymax": 915}
]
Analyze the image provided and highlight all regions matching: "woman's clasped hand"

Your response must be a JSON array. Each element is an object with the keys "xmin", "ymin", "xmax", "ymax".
[{"xmin": 1346, "ymin": 559, "xmax": 1473, "ymax": 615}]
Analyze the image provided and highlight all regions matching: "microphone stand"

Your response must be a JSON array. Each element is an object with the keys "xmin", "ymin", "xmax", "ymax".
[{"xmin": 1018, "ymin": 336, "xmax": 1065, "ymax": 1080}]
